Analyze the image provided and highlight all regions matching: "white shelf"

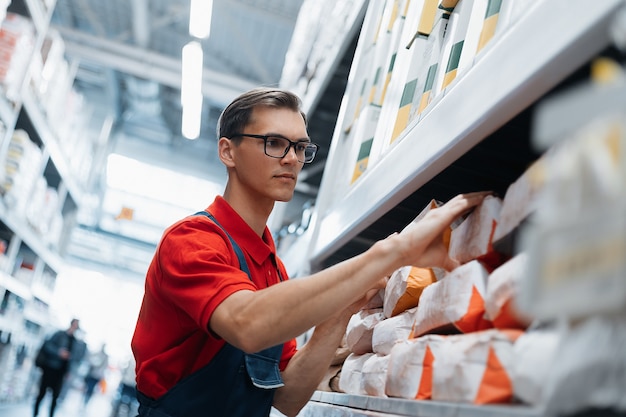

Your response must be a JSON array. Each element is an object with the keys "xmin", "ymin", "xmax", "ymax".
[
  {"xmin": 0, "ymin": 199, "xmax": 63, "ymax": 272},
  {"xmin": 24, "ymin": 0, "xmax": 55, "ymax": 35},
  {"xmin": 0, "ymin": 271, "xmax": 32, "ymax": 300},
  {"xmin": 302, "ymin": 392, "xmax": 542, "ymax": 417},
  {"xmin": 0, "ymin": 96, "xmax": 16, "ymax": 128},
  {"xmin": 21, "ymin": 89, "xmax": 85, "ymax": 205},
  {"xmin": 310, "ymin": 0, "xmax": 624, "ymax": 264},
  {"xmin": 285, "ymin": 0, "xmax": 369, "ymax": 116}
]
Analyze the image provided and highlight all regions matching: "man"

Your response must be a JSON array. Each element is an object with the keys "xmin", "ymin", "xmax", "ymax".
[
  {"xmin": 34, "ymin": 318, "xmax": 81, "ymax": 417},
  {"xmin": 131, "ymin": 87, "xmax": 488, "ymax": 417}
]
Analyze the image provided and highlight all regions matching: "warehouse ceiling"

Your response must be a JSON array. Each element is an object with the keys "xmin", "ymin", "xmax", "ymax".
[{"xmin": 46, "ymin": 0, "xmax": 330, "ymax": 277}]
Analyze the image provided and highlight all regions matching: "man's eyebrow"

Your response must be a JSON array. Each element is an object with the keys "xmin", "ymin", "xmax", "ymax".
[{"xmin": 265, "ymin": 132, "xmax": 311, "ymax": 142}]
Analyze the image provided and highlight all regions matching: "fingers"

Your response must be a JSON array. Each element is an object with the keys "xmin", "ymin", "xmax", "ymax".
[
  {"xmin": 448, "ymin": 191, "xmax": 492, "ymax": 205},
  {"xmin": 441, "ymin": 191, "xmax": 492, "ymax": 216},
  {"xmin": 440, "ymin": 255, "xmax": 460, "ymax": 272}
]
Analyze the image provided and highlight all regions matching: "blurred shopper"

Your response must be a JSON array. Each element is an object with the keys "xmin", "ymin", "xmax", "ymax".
[
  {"xmin": 33, "ymin": 318, "xmax": 81, "ymax": 417},
  {"xmin": 131, "ymin": 87, "xmax": 490, "ymax": 417},
  {"xmin": 111, "ymin": 355, "xmax": 138, "ymax": 417},
  {"xmin": 83, "ymin": 343, "xmax": 109, "ymax": 406},
  {"xmin": 58, "ymin": 336, "xmax": 86, "ymax": 403}
]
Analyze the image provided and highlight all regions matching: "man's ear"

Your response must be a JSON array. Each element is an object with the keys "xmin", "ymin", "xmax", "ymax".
[{"xmin": 218, "ymin": 137, "xmax": 236, "ymax": 167}]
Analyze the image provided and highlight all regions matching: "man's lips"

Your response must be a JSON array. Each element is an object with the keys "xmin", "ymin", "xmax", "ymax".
[{"xmin": 275, "ymin": 173, "xmax": 296, "ymax": 181}]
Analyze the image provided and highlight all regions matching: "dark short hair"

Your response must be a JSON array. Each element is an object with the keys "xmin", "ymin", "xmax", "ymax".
[{"xmin": 217, "ymin": 87, "xmax": 307, "ymax": 141}]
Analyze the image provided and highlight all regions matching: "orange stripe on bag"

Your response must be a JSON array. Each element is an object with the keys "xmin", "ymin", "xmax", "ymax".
[
  {"xmin": 391, "ymin": 267, "xmax": 437, "ymax": 316},
  {"xmin": 475, "ymin": 346, "xmax": 513, "ymax": 404},
  {"xmin": 493, "ymin": 299, "xmax": 529, "ymax": 330},
  {"xmin": 454, "ymin": 286, "xmax": 492, "ymax": 333},
  {"xmin": 476, "ymin": 219, "xmax": 504, "ymax": 272},
  {"xmin": 416, "ymin": 345, "xmax": 434, "ymax": 400}
]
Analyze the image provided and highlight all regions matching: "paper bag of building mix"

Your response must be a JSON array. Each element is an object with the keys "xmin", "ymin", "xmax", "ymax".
[
  {"xmin": 541, "ymin": 312, "xmax": 626, "ymax": 416},
  {"xmin": 412, "ymin": 260, "xmax": 491, "ymax": 337},
  {"xmin": 432, "ymin": 329, "xmax": 523, "ymax": 404},
  {"xmin": 345, "ymin": 308, "xmax": 385, "ymax": 354},
  {"xmin": 385, "ymin": 334, "xmax": 446, "ymax": 400},
  {"xmin": 485, "ymin": 253, "xmax": 533, "ymax": 330},
  {"xmin": 403, "ymin": 199, "xmax": 455, "ymax": 246},
  {"xmin": 448, "ymin": 195, "xmax": 503, "ymax": 270},
  {"xmin": 492, "ymin": 157, "xmax": 546, "ymax": 245},
  {"xmin": 383, "ymin": 265, "xmax": 437, "ymax": 318},
  {"xmin": 362, "ymin": 353, "xmax": 391, "ymax": 397},
  {"xmin": 510, "ymin": 328, "xmax": 560, "ymax": 405},
  {"xmin": 338, "ymin": 352, "xmax": 374, "ymax": 395},
  {"xmin": 372, "ymin": 307, "xmax": 417, "ymax": 355}
]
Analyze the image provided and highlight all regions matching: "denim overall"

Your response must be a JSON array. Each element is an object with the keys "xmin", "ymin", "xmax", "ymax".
[{"xmin": 136, "ymin": 212, "xmax": 285, "ymax": 417}]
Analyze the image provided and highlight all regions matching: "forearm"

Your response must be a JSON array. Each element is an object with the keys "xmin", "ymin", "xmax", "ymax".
[
  {"xmin": 214, "ymin": 236, "xmax": 401, "ymax": 352},
  {"xmin": 273, "ymin": 311, "xmax": 352, "ymax": 417}
]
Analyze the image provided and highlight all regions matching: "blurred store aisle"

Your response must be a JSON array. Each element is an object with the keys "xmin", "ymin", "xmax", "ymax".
[{"xmin": 0, "ymin": 386, "xmax": 115, "ymax": 417}]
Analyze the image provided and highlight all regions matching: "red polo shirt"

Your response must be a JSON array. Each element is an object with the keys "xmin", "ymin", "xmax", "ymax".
[{"xmin": 131, "ymin": 196, "xmax": 297, "ymax": 399}]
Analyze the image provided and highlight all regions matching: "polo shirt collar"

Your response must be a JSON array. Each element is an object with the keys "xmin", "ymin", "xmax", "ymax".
[{"xmin": 207, "ymin": 196, "xmax": 276, "ymax": 266}]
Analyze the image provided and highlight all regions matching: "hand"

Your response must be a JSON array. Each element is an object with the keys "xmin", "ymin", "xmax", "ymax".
[
  {"xmin": 398, "ymin": 192, "xmax": 491, "ymax": 270},
  {"xmin": 346, "ymin": 275, "xmax": 388, "ymax": 315},
  {"xmin": 59, "ymin": 348, "xmax": 71, "ymax": 360}
]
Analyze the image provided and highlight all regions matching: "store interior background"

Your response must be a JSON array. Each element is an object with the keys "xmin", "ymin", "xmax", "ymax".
[
  {"xmin": 3, "ymin": 0, "xmax": 626, "ymax": 414},
  {"xmin": 3, "ymin": 0, "xmax": 360, "ymax": 364}
]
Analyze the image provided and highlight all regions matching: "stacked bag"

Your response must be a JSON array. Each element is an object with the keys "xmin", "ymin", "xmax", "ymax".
[{"xmin": 337, "ymin": 176, "xmax": 543, "ymax": 405}]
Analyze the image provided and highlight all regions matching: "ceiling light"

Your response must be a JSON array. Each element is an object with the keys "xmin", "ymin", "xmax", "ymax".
[
  {"xmin": 181, "ymin": 41, "xmax": 204, "ymax": 140},
  {"xmin": 189, "ymin": 0, "xmax": 213, "ymax": 39}
]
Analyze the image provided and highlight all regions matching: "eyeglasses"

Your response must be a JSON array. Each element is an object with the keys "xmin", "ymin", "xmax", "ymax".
[{"xmin": 230, "ymin": 133, "xmax": 319, "ymax": 163}]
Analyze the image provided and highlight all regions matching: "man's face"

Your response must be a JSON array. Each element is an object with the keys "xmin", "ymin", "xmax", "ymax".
[
  {"xmin": 229, "ymin": 106, "xmax": 309, "ymax": 203},
  {"xmin": 69, "ymin": 319, "xmax": 80, "ymax": 334}
]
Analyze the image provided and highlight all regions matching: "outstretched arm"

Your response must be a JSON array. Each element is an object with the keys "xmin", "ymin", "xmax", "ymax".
[{"xmin": 210, "ymin": 192, "xmax": 490, "ymax": 355}]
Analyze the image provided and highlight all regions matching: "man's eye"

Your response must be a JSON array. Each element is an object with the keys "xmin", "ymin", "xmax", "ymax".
[
  {"xmin": 295, "ymin": 143, "xmax": 308, "ymax": 152},
  {"xmin": 266, "ymin": 137, "xmax": 284, "ymax": 148}
]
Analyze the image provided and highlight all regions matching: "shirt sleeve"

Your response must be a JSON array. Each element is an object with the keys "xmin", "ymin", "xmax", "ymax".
[
  {"xmin": 155, "ymin": 218, "xmax": 257, "ymax": 331},
  {"xmin": 279, "ymin": 338, "xmax": 298, "ymax": 371}
]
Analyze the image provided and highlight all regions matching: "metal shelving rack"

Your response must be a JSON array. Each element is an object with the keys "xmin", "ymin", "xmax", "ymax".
[
  {"xmin": 310, "ymin": 0, "xmax": 625, "ymax": 267},
  {"xmin": 282, "ymin": 0, "xmax": 626, "ymax": 415}
]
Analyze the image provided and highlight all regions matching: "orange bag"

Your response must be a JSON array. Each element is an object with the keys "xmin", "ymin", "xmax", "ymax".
[
  {"xmin": 432, "ymin": 329, "xmax": 523, "ymax": 404},
  {"xmin": 412, "ymin": 260, "xmax": 492, "ymax": 337}
]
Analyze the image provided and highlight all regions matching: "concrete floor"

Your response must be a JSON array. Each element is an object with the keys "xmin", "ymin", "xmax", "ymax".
[{"xmin": 0, "ymin": 386, "xmax": 118, "ymax": 417}]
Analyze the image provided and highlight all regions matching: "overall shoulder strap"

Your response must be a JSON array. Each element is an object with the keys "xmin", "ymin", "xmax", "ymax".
[{"xmin": 194, "ymin": 211, "xmax": 251, "ymax": 279}]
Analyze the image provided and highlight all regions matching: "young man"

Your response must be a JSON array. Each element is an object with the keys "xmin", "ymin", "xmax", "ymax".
[{"xmin": 131, "ymin": 87, "xmax": 488, "ymax": 417}]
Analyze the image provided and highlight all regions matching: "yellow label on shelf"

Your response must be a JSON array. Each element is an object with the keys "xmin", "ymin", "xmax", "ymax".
[
  {"xmin": 477, "ymin": 0, "xmax": 502, "ymax": 52},
  {"xmin": 417, "ymin": 0, "xmax": 439, "ymax": 36},
  {"xmin": 442, "ymin": 68, "xmax": 458, "ymax": 90},
  {"xmin": 351, "ymin": 138, "xmax": 374, "ymax": 183},
  {"xmin": 402, "ymin": 0, "xmax": 412, "ymax": 17},
  {"xmin": 369, "ymin": 68, "xmax": 382, "ymax": 103},
  {"xmin": 418, "ymin": 64, "xmax": 437, "ymax": 114},
  {"xmin": 380, "ymin": 53, "xmax": 397, "ymax": 104},
  {"xmin": 418, "ymin": 91, "xmax": 431, "ymax": 114},
  {"xmin": 387, "ymin": 0, "xmax": 400, "ymax": 31},
  {"xmin": 439, "ymin": 0, "xmax": 460, "ymax": 12},
  {"xmin": 442, "ymin": 40, "xmax": 464, "ymax": 89},
  {"xmin": 353, "ymin": 79, "xmax": 368, "ymax": 121},
  {"xmin": 391, "ymin": 78, "xmax": 418, "ymax": 142}
]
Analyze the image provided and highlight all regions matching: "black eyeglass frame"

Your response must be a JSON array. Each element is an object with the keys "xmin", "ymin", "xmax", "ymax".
[{"xmin": 230, "ymin": 133, "xmax": 320, "ymax": 163}]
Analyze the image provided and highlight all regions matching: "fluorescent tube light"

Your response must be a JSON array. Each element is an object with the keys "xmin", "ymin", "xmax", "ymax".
[
  {"xmin": 181, "ymin": 41, "xmax": 203, "ymax": 139},
  {"xmin": 189, "ymin": 0, "xmax": 213, "ymax": 39}
]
